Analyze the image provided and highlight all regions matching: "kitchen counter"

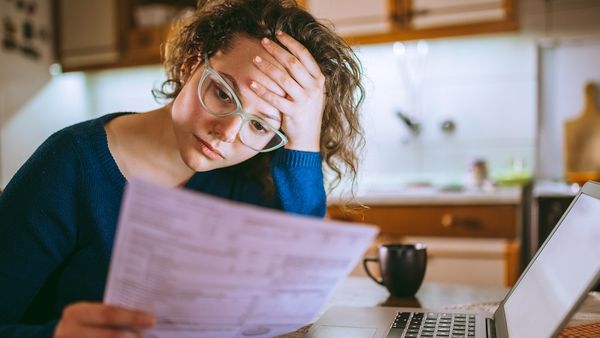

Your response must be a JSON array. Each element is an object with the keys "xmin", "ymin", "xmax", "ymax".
[
  {"xmin": 328, "ymin": 185, "xmax": 522, "ymax": 206},
  {"xmin": 533, "ymin": 180, "xmax": 579, "ymax": 197},
  {"xmin": 327, "ymin": 183, "xmax": 524, "ymax": 287}
]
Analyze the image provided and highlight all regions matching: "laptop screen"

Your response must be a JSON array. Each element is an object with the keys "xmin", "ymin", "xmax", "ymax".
[{"xmin": 502, "ymin": 192, "xmax": 600, "ymax": 337}]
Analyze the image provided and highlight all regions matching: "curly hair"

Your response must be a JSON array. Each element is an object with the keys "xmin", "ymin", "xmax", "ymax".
[{"xmin": 154, "ymin": 0, "xmax": 365, "ymax": 198}]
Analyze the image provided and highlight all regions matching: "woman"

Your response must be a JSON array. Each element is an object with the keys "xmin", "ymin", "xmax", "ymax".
[{"xmin": 0, "ymin": 0, "xmax": 364, "ymax": 337}]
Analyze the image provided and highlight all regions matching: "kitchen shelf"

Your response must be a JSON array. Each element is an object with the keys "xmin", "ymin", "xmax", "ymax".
[{"xmin": 56, "ymin": 0, "xmax": 193, "ymax": 72}]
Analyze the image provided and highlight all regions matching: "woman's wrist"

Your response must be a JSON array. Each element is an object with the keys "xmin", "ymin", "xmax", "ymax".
[
  {"xmin": 284, "ymin": 141, "xmax": 320, "ymax": 152},
  {"xmin": 283, "ymin": 134, "xmax": 320, "ymax": 152}
]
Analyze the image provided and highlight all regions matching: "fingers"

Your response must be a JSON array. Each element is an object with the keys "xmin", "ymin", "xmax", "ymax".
[
  {"xmin": 56, "ymin": 325, "xmax": 141, "ymax": 338},
  {"xmin": 249, "ymin": 30, "xmax": 327, "ymax": 145},
  {"xmin": 253, "ymin": 55, "xmax": 304, "ymax": 100},
  {"xmin": 249, "ymin": 62, "xmax": 287, "ymax": 97},
  {"xmin": 250, "ymin": 81, "xmax": 292, "ymax": 115},
  {"xmin": 63, "ymin": 302, "xmax": 156, "ymax": 328},
  {"xmin": 55, "ymin": 303, "xmax": 155, "ymax": 338},
  {"xmin": 260, "ymin": 36, "xmax": 317, "ymax": 89},
  {"xmin": 274, "ymin": 31, "xmax": 324, "ymax": 81}
]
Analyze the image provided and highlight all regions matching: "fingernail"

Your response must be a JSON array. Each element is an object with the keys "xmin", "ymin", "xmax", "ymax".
[
  {"xmin": 254, "ymin": 56, "xmax": 262, "ymax": 63},
  {"xmin": 250, "ymin": 81, "xmax": 259, "ymax": 89},
  {"xmin": 262, "ymin": 37, "xmax": 270, "ymax": 45},
  {"xmin": 276, "ymin": 30, "xmax": 283, "ymax": 36}
]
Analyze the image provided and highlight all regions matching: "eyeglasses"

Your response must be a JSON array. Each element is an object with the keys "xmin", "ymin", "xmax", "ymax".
[{"xmin": 197, "ymin": 53, "xmax": 288, "ymax": 152}]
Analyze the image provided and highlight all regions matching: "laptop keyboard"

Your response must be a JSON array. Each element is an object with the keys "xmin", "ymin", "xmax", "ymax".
[{"xmin": 385, "ymin": 312, "xmax": 477, "ymax": 338}]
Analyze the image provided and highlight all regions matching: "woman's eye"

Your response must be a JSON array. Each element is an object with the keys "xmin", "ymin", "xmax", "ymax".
[
  {"xmin": 215, "ymin": 86, "xmax": 232, "ymax": 102},
  {"xmin": 250, "ymin": 120, "xmax": 268, "ymax": 133}
]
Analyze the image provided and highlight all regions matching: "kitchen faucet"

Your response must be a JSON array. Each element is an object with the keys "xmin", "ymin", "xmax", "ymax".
[{"xmin": 396, "ymin": 111, "xmax": 421, "ymax": 136}]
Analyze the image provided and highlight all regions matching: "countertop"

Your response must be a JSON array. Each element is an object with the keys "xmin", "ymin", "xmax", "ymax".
[
  {"xmin": 328, "ymin": 184, "xmax": 522, "ymax": 206},
  {"xmin": 533, "ymin": 180, "xmax": 580, "ymax": 197}
]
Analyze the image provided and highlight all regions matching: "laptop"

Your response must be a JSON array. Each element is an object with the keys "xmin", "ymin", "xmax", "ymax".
[{"xmin": 307, "ymin": 181, "xmax": 600, "ymax": 338}]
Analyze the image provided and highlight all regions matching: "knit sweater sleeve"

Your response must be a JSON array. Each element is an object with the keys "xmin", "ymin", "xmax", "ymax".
[
  {"xmin": 270, "ymin": 149, "xmax": 326, "ymax": 217},
  {"xmin": 0, "ymin": 131, "xmax": 80, "ymax": 337}
]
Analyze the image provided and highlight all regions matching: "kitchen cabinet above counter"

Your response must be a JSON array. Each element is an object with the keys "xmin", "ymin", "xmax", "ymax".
[
  {"xmin": 55, "ymin": 0, "xmax": 195, "ymax": 72},
  {"xmin": 299, "ymin": 0, "xmax": 519, "ymax": 45},
  {"xmin": 55, "ymin": 0, "xmax": 520, "ymax": 71}
]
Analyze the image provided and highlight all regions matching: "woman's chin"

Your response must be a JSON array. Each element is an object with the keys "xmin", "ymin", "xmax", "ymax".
[{"xmin": 186, "ymin": 157, "xmax": 218, "ymax": 173}]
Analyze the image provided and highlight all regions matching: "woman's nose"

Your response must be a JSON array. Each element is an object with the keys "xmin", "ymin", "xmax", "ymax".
[{"xmin": 212, "ymin": 115, "xmax": 242, "ymax": 143}]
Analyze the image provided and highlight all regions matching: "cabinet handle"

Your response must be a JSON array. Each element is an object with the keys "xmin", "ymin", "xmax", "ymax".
[
  {"xmin": 441, "ymin": 213, "xmax": 484, "ymax": 230},
  {"xmin": 441, "ymin": 213, "xmax": 454, "ymax": 228}
]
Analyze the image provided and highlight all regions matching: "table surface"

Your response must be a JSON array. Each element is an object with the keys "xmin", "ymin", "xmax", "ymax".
[
  {"xmin": 276, "ymin": 277, "xmax": 600, "ymax": 338},
  {"xmin": 324, "ymin": 277, "xmax": 508, "ymax": 310},
  {"xmin": 276, "ymin": 277, "xmax": 508, "ymax": 338}
]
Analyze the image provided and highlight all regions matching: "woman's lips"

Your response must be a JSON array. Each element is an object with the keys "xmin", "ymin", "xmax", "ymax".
[{"xmin": 193, "ymin": 135, "xmax": 225, "ymax": 160}]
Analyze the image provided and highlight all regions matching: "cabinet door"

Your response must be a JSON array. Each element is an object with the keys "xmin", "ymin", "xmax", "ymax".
[
  {"xmin": 303, "ymin": 0, "xmax": 392, "ymax": 36},
  {"xmin": 328, "ymin": 204, "xmax": 518, "ymax": 238},
  {"xmin": 301, "ymin": 0, "xmax": 517, "ymax": 44},
  {"xmin": 409, "ymin": 0, "xmax": 510, "ymax": 29},
  {"xmin": 57, "ymin": 0, "xmax": 120, "ymax": 69}
]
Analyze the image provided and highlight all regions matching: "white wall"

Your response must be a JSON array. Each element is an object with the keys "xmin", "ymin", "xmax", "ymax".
[
  {"xmin": 355, "ymin": 36, "xmax": 537, "ymax": 190},
  {"xmin": 86, "ymin": 66, "xmax": 165, "ymax": 116},
  {"xmin": 0, "ymin": 0, "xmax": 81, "ymax": 187},
  {"xmin": 0, "ymin": 66, "xmax": 164, "ymax": 188},
  {"xmin": 1, "ymin": 73, "xmax": 92, "ymax": 187}
]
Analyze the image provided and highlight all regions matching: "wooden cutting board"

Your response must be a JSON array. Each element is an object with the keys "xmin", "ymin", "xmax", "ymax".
[{"xmin": 563, "ymin": 82, "xmax": 600, "ymax": 183}]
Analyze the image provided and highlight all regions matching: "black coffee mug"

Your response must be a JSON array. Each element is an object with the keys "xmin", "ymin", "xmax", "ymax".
[{"xmin": 363, "ymin": 243, "xmax": 427, "ymax": 297}]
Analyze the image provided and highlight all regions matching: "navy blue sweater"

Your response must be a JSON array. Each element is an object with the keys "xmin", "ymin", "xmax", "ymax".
[{"xmin": 0, "ymin": 113, "xmax": 326, "ymax": 337}]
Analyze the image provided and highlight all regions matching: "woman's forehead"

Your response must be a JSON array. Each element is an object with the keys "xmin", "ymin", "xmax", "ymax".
[
  {"xmin": 207, "ymin": 36, "xmax": 283, "ymax": 122},
  {"xmin": 212, "ymin": 35, "xmax": 279, "ymax": 69}
]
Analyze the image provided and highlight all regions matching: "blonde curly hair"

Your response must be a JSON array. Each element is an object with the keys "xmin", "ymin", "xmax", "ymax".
[{"xmin": 154, "ymin": 0, "xmax": 365, "ymax": 198}]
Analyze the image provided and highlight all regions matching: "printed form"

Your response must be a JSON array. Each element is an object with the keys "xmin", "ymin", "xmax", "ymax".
[{"xmin": 104, "ymin": 179, "xmax": 378, "ymax": 338}]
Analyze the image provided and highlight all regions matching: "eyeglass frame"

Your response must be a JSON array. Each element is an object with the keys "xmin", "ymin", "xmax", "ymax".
[{"xmin": 196, "ymin": 52, "xmax": 288, "ymax": 153}]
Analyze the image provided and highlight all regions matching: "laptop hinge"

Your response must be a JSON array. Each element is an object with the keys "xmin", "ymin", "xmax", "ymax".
[{"xmin": 486, "ymin": 318, "xmax": 497, "ymax": 338}]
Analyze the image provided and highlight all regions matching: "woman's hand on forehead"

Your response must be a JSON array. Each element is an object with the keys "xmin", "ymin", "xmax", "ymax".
[{"xmin": 249, "ymin": 31, "xmax": 325, "ymax": 152}]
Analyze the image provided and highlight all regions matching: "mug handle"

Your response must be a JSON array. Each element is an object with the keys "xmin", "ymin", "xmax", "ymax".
[{"xmin": 363, "ymin": 257, "xmax": 384, "ymax": 286}]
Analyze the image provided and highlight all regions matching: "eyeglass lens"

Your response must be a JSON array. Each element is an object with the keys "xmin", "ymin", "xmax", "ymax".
[{"xmin": 199, "ymin": 72, "xmax": 284, "ymax": 151}]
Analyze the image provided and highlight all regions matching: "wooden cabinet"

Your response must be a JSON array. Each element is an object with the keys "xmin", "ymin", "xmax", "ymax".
[
  {"xmin": 299, "ymin": 0, "xmax": 519, "ymax": 45},
  {"xmin": 303, "ymin": 0, "xmax": 393, "ymax": 37},
  {"xmin": 55, "ymin": 0, "xmax": 194, "ymax": 72},
  {"xmin": 122, "ymin": 26, "xmax": 170, "ymax": 66},
  {"xmin": 56, "ymin": 0, "xmax": 519, "ymax": 71},
  {"xmin": 329, "ymin": 202, "xmax": 521, "ymax": 287},
  {"xmin": 329, "ymin": 204, "xmax": 517, "ymax": 238},
  {"xmin": 56, "ymin": 0, "xmax": 122, "ymax": 70}
]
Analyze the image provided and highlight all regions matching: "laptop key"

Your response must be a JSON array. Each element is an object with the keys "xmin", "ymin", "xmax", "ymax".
[
  {"xmin": 384, "ymin": 327, "xmax": 404, "ymax": 338},
  {"xmin": 386, "ymin": 312, "xmax": 478, "ymax": 338}
]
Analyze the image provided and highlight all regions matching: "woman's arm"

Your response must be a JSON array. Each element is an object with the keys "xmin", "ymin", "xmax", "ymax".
[
  {"xmin": 0, "ymin": 131, "xmax": 80, "ymax": 336},
  {"xmin": 0, "ymin": 130, "xmax": 157, "ymax": 337}
]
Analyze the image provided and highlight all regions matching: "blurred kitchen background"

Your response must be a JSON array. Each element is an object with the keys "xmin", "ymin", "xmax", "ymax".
[{"xmin": 1, "ymin": 0, "xmax": 600, "ymax": 288}]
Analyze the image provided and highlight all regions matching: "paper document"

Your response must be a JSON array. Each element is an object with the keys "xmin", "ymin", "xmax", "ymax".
[{"xmin": 104, "ymin": 179, "xmax": 378, "ymax": 338}]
